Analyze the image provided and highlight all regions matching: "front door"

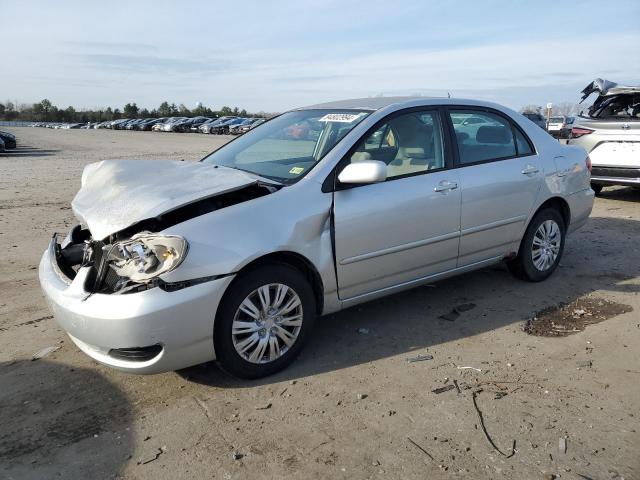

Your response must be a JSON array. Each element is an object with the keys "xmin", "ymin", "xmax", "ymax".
[{"xmin": 333, "ymin": 109, "xmax": 462, "ymax": 300}]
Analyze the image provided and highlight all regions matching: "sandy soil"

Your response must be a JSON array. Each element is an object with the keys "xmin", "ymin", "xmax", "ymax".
[{"xmin": 1, "ymin": 127, "xmax": 639, "ymax": 480}]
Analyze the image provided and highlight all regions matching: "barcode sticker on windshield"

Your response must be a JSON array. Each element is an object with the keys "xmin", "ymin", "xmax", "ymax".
[{"xmin": 318, "ymin": 113, "xmax": 364, "ymax": 123}]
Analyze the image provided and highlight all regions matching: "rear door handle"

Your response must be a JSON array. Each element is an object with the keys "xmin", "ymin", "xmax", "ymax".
[
  {"xmin": 434, "ymin": 180, "xmax": 458, "ymax": 192},
  {"xmin": 521, "ymin": 164, "xmax": 539, "ymax": 175}
]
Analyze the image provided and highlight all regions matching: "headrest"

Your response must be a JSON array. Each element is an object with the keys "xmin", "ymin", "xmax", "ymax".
[{"xmin": 476, "ymin": 125, "xmax": 511, "ymax": 144}]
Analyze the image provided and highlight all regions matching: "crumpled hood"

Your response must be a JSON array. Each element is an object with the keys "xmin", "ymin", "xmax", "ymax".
[{"xmin": 72, "ymin": 160, "xmax": 258, "ymax": 240}]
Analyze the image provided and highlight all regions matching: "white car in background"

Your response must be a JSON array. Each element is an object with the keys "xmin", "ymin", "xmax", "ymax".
[
  {"xmin": 568, "ymin": 79, "xmax": 640, "ymax": 194},
  {"xmin": 547, "ymin": 116, "xmax": 574, "ymax": 139}
]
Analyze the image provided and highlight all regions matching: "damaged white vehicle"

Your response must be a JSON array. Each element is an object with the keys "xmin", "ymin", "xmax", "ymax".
[
  {"xmin": 569, "ymin": 78, "xmax": 640, "ymax": 194},
  {"xmin": 39, "ymin": 97, "xmax": 594, "ymax": 378}
]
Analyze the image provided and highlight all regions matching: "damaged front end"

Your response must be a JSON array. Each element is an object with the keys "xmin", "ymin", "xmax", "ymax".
[
  {"xmin": 54, "ymin": 182, "xmax": 276, "ymax": 295},
  {"xmin": 51, "ymin": 226, "xmax": 188, "ymax": 295}
]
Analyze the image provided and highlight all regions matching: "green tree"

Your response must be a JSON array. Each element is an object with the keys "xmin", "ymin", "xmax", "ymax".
[
  {"xmin": 178, "ymin": 103, "xmax": 191, "ymax": 116},
  {"xmin": 113, "ymin": 108, "xmax": 122, "ymax": 119},
  {"xmin": 219, "ymin": 106, "xmax": 233, "ymax": 116},
  {"xmin": 158, "ymin": 101, "xmax": 171, "ymax": 117},
  {"xmin": 40, "ymin": 99, "xmax": 53, "ymax": 120},
  {"xmin": 123, "ymin": 102, "xmax": 139, "ymax": 118},
  {"xmin": 63, "ymin": 106, "xmax": 76, "ymax": 122}
]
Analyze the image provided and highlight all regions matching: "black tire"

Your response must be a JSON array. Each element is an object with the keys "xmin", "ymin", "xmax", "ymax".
[
  {"xmin": 214, "ymin": 264, "xmax": 316, "ymax": 379},
  {"xmin": 507, "ymin": 208, "xmax": 566, "ymax": 282},
  {"xmin": 591, "ymin": 183, "xmax": 603, "ymax": 195}
]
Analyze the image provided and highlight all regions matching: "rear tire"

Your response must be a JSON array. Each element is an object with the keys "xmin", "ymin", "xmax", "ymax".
[
  {"xmin": 214, "ymin": 264, "xmax": 316, "ymax": 379},
  {"xmin": 507, "ymin": 208, "xmax": 566, "ymax": 282},
  {"xmin": 591, "ymin": 183, "xmax": 603, "ymax": 195}
]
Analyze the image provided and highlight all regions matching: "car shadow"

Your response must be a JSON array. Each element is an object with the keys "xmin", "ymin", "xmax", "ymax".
[
  {"xmin": 180, "ymin": 216, "xmax": 640, "ymax": 388},
  {"xmin": 0, "ymin": 360, "xmax": 133, "ymax": 479},
  {"xmin": 0, "ymin": 145, "xmax": 59, "ymax": 157},
  {"xmin": 597, "ymin": 186, "xmax": 640, "ymax": 203}
]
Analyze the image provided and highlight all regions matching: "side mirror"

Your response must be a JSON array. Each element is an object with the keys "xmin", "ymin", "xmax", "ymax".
[{"xmin": 338, "ymin": 160, "xmax": 387, "ymax": 184}]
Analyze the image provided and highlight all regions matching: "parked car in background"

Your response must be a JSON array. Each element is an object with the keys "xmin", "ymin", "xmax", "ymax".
[
  {"xmin": 228, "ymin": 118, "xmax": 255, "ymax": 135},
  {"xmin": 125, "ymin": 119, "xmax": 145, "ymax": 130},
  {"xmin": 0, "ymin": 137, "xmax": 5, "ymax": 152},
  {"xmin": 568, "ymin": 78, "xmax": 640, "ymax": 194},
  {"xmin": 231, "ymin": 118, "xmax": 266, "ymax": 135},
  {"xmin": 0, "ymin": 130, "xmax": 17, "ymax": 149},
  {"xmin": 522, "ymin": 112, "xmax": 547, "ymax": 130},
  {"xmin": 172, "ymin": 116, "xmax": 211, "ymax": 133},
  {"xmin": 190, "ymin": 117, "xmax": 218, "ymax": 132},
  {"xmin": 210, "ymin": 117, "xmax": 246, "ymax": 134},
  {"xmin": 199, "ymin": 116, "xmax": 236, "ymax": 134},
  {"xmin": 40, "ymin": 96, "xmax": 594, "ymax": 378},
  {"xmin": 137, "ymin": 118, "xmax": 168, "ymax": 131},
  {"xmin": 547, "ymin": 116, "xmax": 574, "ymax": 139}
]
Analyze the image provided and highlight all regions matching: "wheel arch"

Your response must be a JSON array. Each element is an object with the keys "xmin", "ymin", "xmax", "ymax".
[
  {"xmin": 228, "ymin": 251, "xmax": 325, "ymax": 315},
  {"xmin": 533, "ymin": 196, "xmax": 571, "ymax": 230}
]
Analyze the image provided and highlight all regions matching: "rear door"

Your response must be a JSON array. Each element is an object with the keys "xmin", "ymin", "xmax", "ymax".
[
  {"xmin": 447, "ymin": 108, "xmax": 542, "ymax": 266},
  {"xmin": 333, "ymin": 109, "xmax": 461, "ymax": 300}
]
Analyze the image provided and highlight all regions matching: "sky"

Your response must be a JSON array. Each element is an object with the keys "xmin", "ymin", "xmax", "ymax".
[{"xmin": 1, "ymin": 0, "xmax": 639, "ymax": 113}]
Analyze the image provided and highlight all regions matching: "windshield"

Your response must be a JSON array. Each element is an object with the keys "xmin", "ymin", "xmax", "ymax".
[
  {"xmin": 202, "ymin": 109, "xmax": 371, "ymax": 183},
  {"xmin": 549, "ymin": 117, "xmax": 564, "ymax": 123}
]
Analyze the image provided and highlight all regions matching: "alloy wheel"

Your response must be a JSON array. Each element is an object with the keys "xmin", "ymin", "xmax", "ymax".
[
  {"xmin": 231, "ymin": 283, "xmax": 303, "ymax": 364},
  {"xmin": 531, "ymin": 219, "xmax": 562, "ymax": 271}
]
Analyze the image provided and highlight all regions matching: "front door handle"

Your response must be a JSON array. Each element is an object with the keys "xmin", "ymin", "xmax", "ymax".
[
  {"xmin": 434, "ymin": 180, "xmax": 458, "ymax": 192},
  {"xmin": 521, "ymin": 164, "xmax": 539, "ymax": 175}
]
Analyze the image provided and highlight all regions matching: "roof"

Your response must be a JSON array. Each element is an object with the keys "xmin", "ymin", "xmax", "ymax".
[{"xmin": 298, "ymin": 96, "xmax": 440, "ymax": 111}]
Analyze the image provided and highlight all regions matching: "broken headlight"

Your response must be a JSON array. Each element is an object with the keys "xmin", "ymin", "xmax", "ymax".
[{"xmin": 106, "ymin": 233, "xmax": 188, "ymax": 283}]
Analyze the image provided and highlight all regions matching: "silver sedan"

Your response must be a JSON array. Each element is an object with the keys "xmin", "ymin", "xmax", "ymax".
[{"xmin": 39, "ymin": 97, "xmax": 594, "ymax": 378}]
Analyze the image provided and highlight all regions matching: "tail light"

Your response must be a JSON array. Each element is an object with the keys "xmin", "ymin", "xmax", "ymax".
[
  {"xmin": 585, "ymin": 155, "xmax": 592, "ymax": 172},
  {"xmin": 571, "ymin": 127, "xmax": 594, "ymax": 139}
]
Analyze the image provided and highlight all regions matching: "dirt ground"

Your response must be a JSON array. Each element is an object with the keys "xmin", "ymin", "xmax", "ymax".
[{"xmin": 1, "ymin": 127, "xmax": 639, "ymax": 480}]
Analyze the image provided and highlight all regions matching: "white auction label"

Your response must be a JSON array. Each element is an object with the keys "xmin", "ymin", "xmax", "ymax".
[{"xmin": 318, "ymin": 113, "xmax": 364, "ymax": 123}]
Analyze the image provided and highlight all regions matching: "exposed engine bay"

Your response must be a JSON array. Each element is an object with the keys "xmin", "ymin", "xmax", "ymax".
[{"xmin": 54, "ymin": 183, "xmax": 275, "ymax": 294}]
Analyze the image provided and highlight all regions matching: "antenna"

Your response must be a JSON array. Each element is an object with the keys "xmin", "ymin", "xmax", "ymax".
[{"xmin": 447, "ymin": 92, "xmax": 451, "ymax": 99}]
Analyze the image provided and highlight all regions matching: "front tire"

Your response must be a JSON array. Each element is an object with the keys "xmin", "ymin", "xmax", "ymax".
[
  {"xmin": 507, "ymin": 208, "xmax": 566, "ymax": 282},
  {"xmin": 214, "ymin": 264, "xmax": 316, "ymax": 379}
]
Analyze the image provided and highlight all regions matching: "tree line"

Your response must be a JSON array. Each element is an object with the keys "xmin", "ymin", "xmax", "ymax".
[{"xmin": 0, "ymin": 99, "xmax": 276, "ymax": 123}]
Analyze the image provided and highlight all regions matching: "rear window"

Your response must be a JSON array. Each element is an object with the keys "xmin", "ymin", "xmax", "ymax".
[
  {"xmin": 449, "ymin": 110, "xmax": 516, "ymax": 164},
  {"xmin": 549, "ymin": 117, "xmax": 564, "ymax": 123}
]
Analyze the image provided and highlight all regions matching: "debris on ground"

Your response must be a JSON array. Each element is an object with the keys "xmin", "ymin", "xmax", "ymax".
[
  {"xmin": 453, "ymin": 379, "xmax": 462, "ymax": 394},
  {"xmin": 457, "ymin": 366, "xmax": 482, "ymax": 373},
  {"xmin": 255, "ymin": 402, "xmax": 272, "ymax": 410},
  {"xmin": 138, "ymin": 446, "xmax": 166, "ymax": 465},
  {"xmin": 439, "ymin": 303, "xmax": 477, "ymax": 322},
  {"xmin": 31, "ymin": 346, "xmax": 60, "ymax": 361},
  {"xmin": 471, "ymin": 390, "xmax": 516, "ymax": 458},
  {"xmin": 525, "ymin": 296, "xmax": 632, "ymax": 337},
  {"xmin": 439, "ymin": 309, "xmax": 460, "ymax": 322},
  {"xmin": 559, "ymin": 437, "xmax": 567, "ymax": 454},
  {"xmin": 406, "ymin": 354, "xmax": 434, "ymax": 363},
  {"xmin": 357, "ymin": 328, "xmax": 369, "ymax": 334},
  {"xmin": 432, "ymin": 384, "xmax": 456, "ymax": 394},
  {"xmin": 356, "ymin": 393, "xmax": 368, "ymax": 400},
  {"xmin": 407, "ymin": 437, "xmax": 434, "ymax": 461},
  {"xmin": 576, "ymin": 360, "xmax": 593, "ymax": 369},
  {"xmin": 232, "ymin": 451, "xmax": 244, "ymax": 460}
]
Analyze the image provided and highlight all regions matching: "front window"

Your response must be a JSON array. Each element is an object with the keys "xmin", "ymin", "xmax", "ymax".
[
  {"xmin": 346, "ymin": 110, "xmax": 445, "ymax": 179},
  {"xmin": 202, "ymin": 109, "xmax": 370, "ymax": 183}
]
